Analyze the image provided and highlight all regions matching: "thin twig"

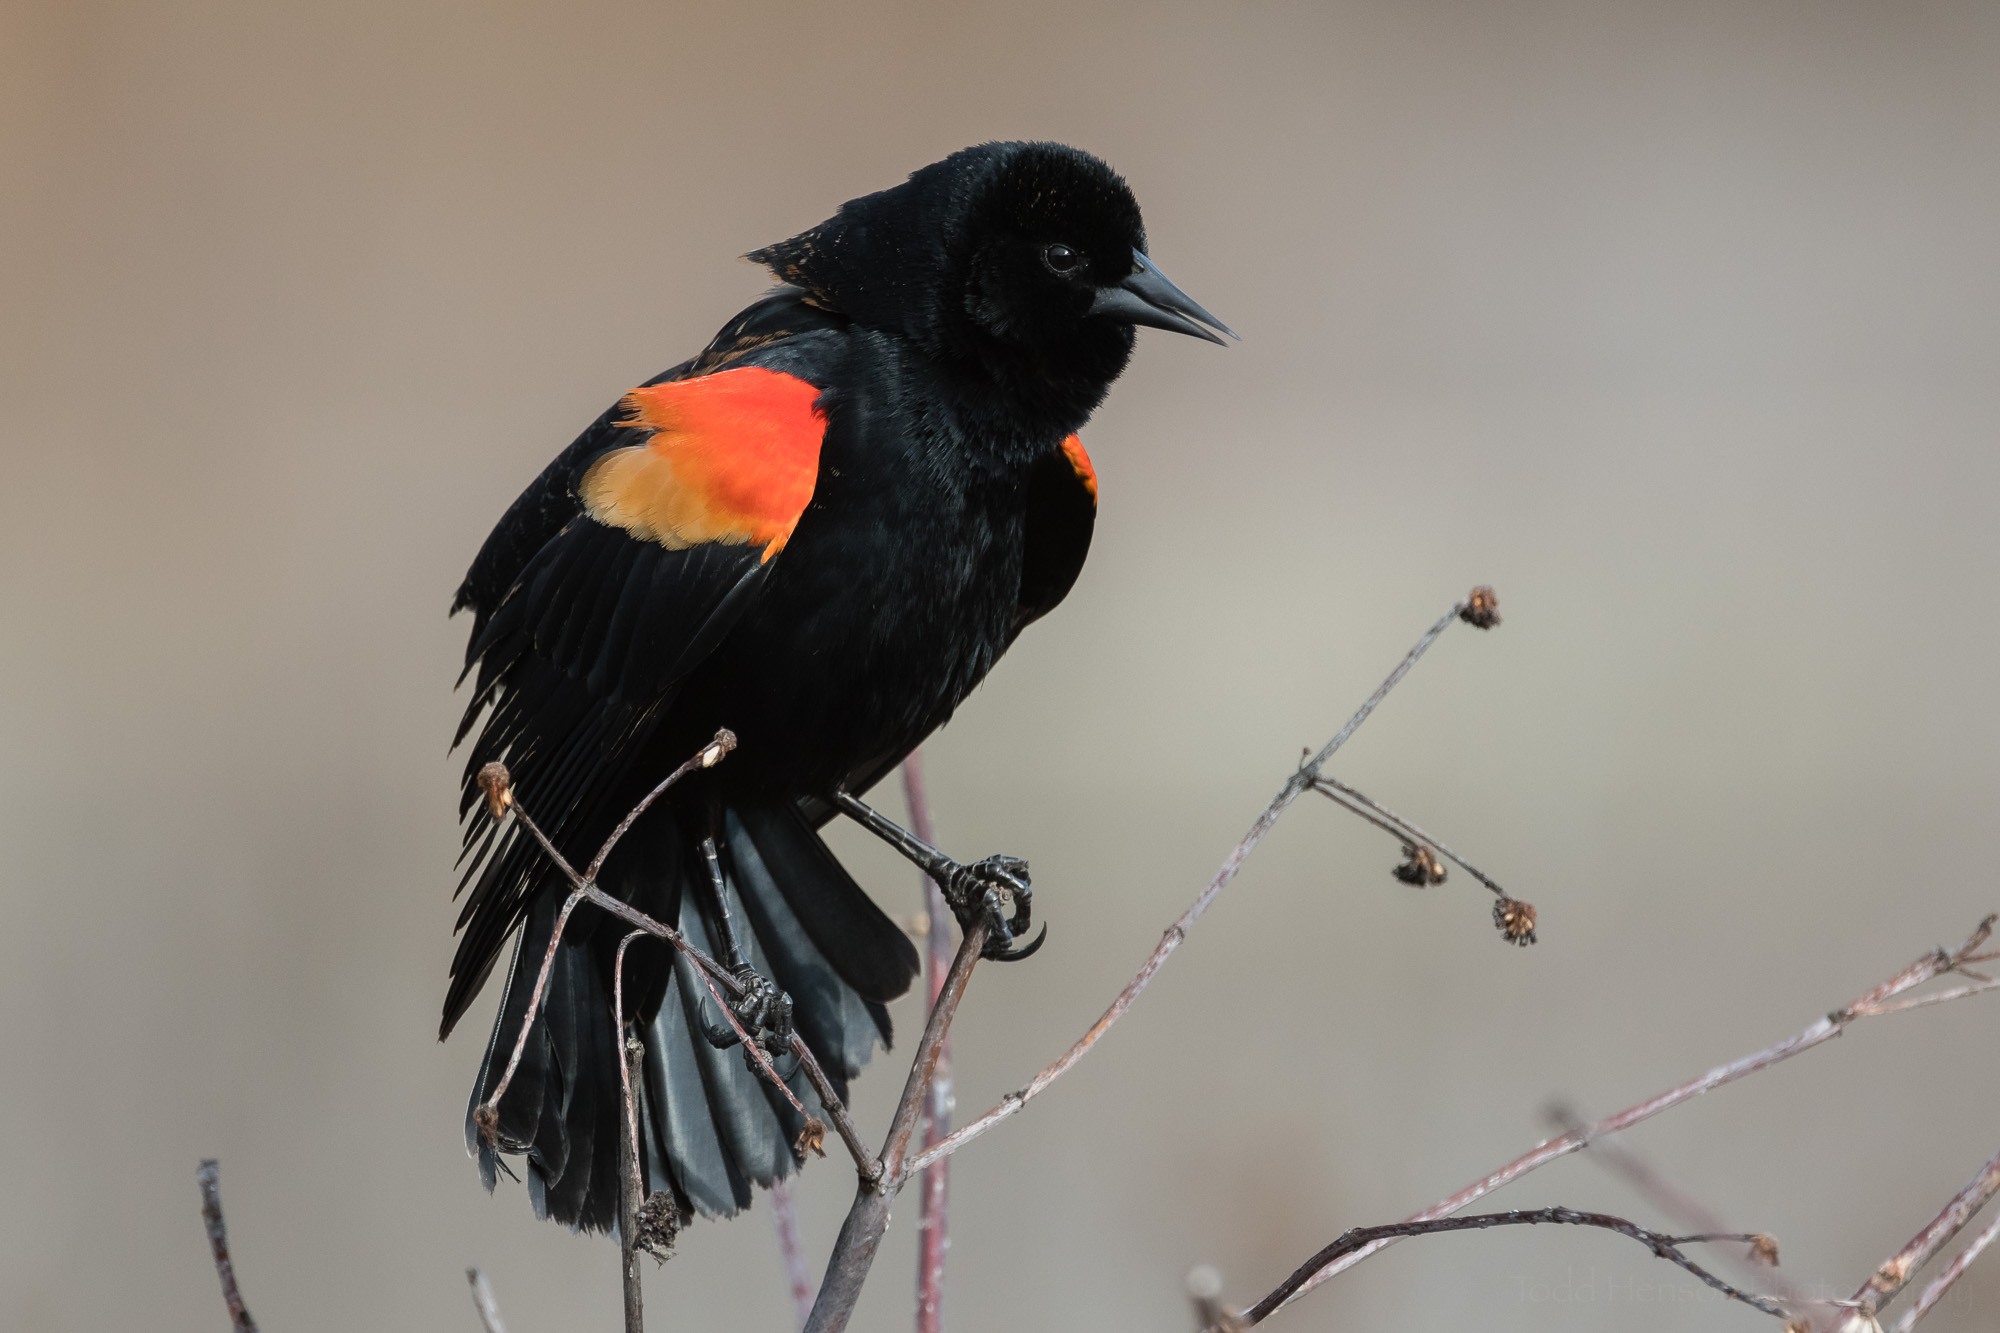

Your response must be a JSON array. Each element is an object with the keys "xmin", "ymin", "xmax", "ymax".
[
  {"xmin": 1246, "ymin": 1207, "xmax": 1788, "ymax": 1322},
  {"xmin": 787, "ymin": 1034, "xmax": 879, "ymax": 1180},
  {"xmin": 1248, "ymin": 916, "xmax": 2000, "ymax": 1322},
  {"xmin": 908, "ymin": 596, "xmax": 1478, "ymax": 1177},
  {"xmin": 684, "ymin": 950, "xmax": 821, "ymax": 1132},
  {"xmin": 1841, "ymin": 1145, "xmax": 2000, "ymax": 1330},
  {"xmin": 1859, "ymin": 978, "xmax": 2000, "ymax": 1017},
  {"xmin": 466, "ymin": 1267, "xmax": 507, "ymax": 1333},
  {"xmin": 484, "ymin": 780, "xmax": 863, "ymax": 1179},
  {"xmin": 586, "ymin": 730, "xmax": 736, "ymax": 882},
  {"xmin": 904, "ymin": 749, "xmax": 954, "ymax": 1333},
  {"xmin": 1892, "ymin": 1212, "xmax": 2000, "ymax": 1333},
  {"xmin": 614, "ymin": 936, "xmax": 647, "ymax": 1333},
  {"xmin": 478, "ymin": 886, "xmax": 586, "ymax": 1128},
  {"xmin": 884, "ymin": 923, "xmax": 986, "ymax": 1189},
  {"xmin": 770, "ymin": 1175, "xmax": 816, "ymax": 1331},
  {"xmin": 613, "ymin": 933, "xmax": 648, "ymax": 1191},
  {"xmin": 803, "ymin": 920, "xmax": 989, "ymax": 1333},
  {"xmin": 1549, "ymin": 1101, "xmax": 1813, "ymax": 1311},
  {"xmin": 476, "ymin": 734, "xmax": 739, "ymax": 1128},
  {"xmin": 1311, "ymin": 776, "xmax": 1509, "ymax": 898},
  {"xmin": 478, "ymin": 737, "xmax": 860, "ymax": 1150},
  {"xmin": 196, "ymin": 1160, "xmax": 259, "ymax": 1333}
]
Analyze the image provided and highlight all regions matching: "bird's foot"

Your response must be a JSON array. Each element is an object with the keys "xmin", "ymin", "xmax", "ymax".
[
  {"xmin": 702, "ymin": 966, "xmax": 797, "ymax": 1068},
  {"xmin": 942, "ymin": 855, "xmax": 1046, "ymax": 961}
]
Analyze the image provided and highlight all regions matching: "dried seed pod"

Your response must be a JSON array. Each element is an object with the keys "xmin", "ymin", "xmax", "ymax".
[
  {"xmin": 635, "ymin": 1191, "xmax": 683, "ymax": 1263},
  {"xmin": 1393, "ymin": 843, "xmax": 1447, "ymax": 886},
  {"xmin": 794, "ymin": 1117, "xmax": 828, "ymax": 1161},
  {"xmin": 475, "ymin": 762, "xmax": 513, "ymax": 819},
  {"xmin": 1461, "ymin": 585, "xmax": 1502, "ymax": 629},
  {"xmin": 1494, "ymin": 896, "xmax": 1538, "ymax": 945},
  {"xmin": 471, "ymin": 1102, "xmax": 500, "ymax": 1148}
]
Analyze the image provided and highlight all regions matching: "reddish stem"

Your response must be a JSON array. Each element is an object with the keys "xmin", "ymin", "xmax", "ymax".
[{"xmin": 903, "ymin": 750, "xmax": 953, "ymax": 1333}]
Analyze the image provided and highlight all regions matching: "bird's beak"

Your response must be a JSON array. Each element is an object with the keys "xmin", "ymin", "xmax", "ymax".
[{"xmin": 1089, "ymin": 250, "xmax": 1236, "ymax": 345}]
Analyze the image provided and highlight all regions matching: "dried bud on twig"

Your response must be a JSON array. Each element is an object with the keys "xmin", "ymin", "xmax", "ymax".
[
  {"xmin": 1955, "ymin": 912, "xmax": 1995, "ymax": 961},
  {"xmin": 472, "ymin": 1102, "xmax": 500, "ymax": 1148},
  {"xmin": 699, "ymin": 729, "xmax": 738, "ymax": 768},
  {"xmin": 1748, "ymin": 1233, "xmax": 1781, "ymax": 1266},
  {"xmin": 1868, "ymin": 1255, "xmax": 1910, "ymax": 1294},
  {"xmin": 476, "ymin": 762, "xmax": 513, "ymax": 819},
  {"xmin": 1494, "ymin": 896, "xmax": 1537, "ymax": 945},
  {"xmin": 1392, "ymin": 843, "xmax": 1447, "ymax": 886},
  {"xmin": 634, "ymin": 1191, "xmax": 682, "ymax": 1264},
  {"xmin": 1460, "ymin": 585, "xmax": 1502, "ymax": 629},
  {"xmin": 1186, "ymin": 1265, "xmax": 1244, "ymax": 1333},
  {"xmin": 795, "ymin": 1118, "xmax": 827, "ymax": 1161}
]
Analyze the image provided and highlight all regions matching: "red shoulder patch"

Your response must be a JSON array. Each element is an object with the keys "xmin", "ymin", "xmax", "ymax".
[
  {"xmin": 1060, "ymin": 434, "xmax": 1097, "ymax": 503},
  {"xmin": 580, "ymin": 367, "xmax": 825, "ymax": 560}
]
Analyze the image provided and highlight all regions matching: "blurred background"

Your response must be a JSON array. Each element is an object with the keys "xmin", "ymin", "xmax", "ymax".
[{"xmin": 4, "ymin": 2, "xmax": 1997, "ymax": 1330}]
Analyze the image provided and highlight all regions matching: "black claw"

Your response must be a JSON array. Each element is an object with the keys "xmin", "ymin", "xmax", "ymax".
[
  {"xmin": 939, "ymin": 852, "xmax": 1045, "ymax": 962},
  {"xmin": 987, "ymin": 922, "xmax": 1048, "ymax": 962},
  {"xmin": 701, "ymin": 1020, "xmax": 742, "ymax": 1050}
]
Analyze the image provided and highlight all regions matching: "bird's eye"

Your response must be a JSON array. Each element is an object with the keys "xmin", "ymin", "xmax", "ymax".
[{"xmin": 1043, "ymin": 243, "xmax": 1083, "ymax": 275}]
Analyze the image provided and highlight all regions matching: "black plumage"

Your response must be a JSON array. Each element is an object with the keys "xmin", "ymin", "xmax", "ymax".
[{"xmin": 446, "ymin": 141, "xmax": 1228, "ymax": 1232}]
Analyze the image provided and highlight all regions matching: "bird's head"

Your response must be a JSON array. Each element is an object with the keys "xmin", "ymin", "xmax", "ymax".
[{"xmin": 749, "ymin": 142, "xmax": 1229, "ymax": 421}]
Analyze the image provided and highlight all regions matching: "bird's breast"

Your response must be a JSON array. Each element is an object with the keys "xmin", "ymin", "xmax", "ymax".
[{"xmin": 679, "ymin": 437, "xmax": 1033, "ymax": 793}]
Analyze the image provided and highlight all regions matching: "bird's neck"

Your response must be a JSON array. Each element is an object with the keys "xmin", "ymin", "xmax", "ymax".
[{"xmin": 919, "ymin": 341, "xmax": 1125, "ymax": 466}]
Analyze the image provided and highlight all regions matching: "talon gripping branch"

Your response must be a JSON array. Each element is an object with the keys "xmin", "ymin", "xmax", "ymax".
[{"xmin": 444, "ymin": 142, "xmax": 1230, "ymax": 1231}]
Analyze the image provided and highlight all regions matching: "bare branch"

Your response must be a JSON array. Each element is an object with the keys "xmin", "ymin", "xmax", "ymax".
[
  {"xmin": 465, "ymin": 1267, "xmax": 506, "ymax": 1333},
  {"xmin": 1252, "ymin": 916, "xmax": 2000, "ymax": 1321},
  {"xmin": 804, "ymin": 919, "xmax": 989, "ymax": 1333},
  {"xmin": 196, "ymin": 1160, "xmax": 259, "ymax": 1333},
  {"xmin": 1842, "ymin": 1145, "xmax": 2000, "ymax": 1330},
  {"xmin": 769, "ymin": 1176, "xmax": 816, "ymax": 1331},
  {"xmin": 786, "ymin": 1034, "xmax": 877, "ymax": 1179},
  {"xmin": 615, "ymin": 939, "xmax": 647, "ymax": 1333},
  {"xmin": 1858, "ymin": 977, "xmax": 2000, "ymax": 1017},
  {"xmin": 908, "ymin": 595, "xmax": 1481, "ymax": 1176},
  {"xmin": 685, "ymin": 954, "xmax": 820, "ymax": 1131},
  {"xmin": 885, "ymin": 925, "xmax": 986, "ymax": 1187},
  {"xmin": 474, "ymin": 733, "xmax": 743, "ymax": 1140},
  {"xmin": 587, "ymin": 730, "xmax": 736, "ymax": 882},
  {"xmin": 1892, "ymin": 1212, "xmax": 2000, "ymax": 1333},
  {"xmin": 903, "ymin": 749, "xmax": 955, "ymax": 1333},
  {"xmin": 1243, "ymin": 1207, "xmax": 1789, "ymax": 1324},
  {"xmin": 1549, "ymin": 1101, "xmax": 1815, "ymax": 1310},
  {"xmin": 477, "ymin": 886, "xmax": 587, "ymax": 1135},
  {"xmin": 475, "ymin": 735, "xmax": 878, "ymax": 1172},
  {"xmin": 1310, "ymin": 775, "xmax": 1510, "ymax": 900}
]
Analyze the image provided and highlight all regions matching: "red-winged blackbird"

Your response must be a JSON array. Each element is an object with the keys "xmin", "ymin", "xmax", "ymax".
[{"xmin": 446, "ymin": 142, "xmax": 1229, "ymax": 1232}]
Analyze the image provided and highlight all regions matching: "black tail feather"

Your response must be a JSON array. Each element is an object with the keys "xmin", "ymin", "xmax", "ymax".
[{"xmin": 463, "ymin": 800, "xmax": 918, "ymax": 1230}]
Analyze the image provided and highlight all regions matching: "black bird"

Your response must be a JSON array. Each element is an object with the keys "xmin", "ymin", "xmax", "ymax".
[{"xmin": 446, "ymin": 141, "xmax": 1230, "ymax": 1231}]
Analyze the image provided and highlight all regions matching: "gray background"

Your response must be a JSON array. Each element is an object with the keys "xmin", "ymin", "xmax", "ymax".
[{"xmin": 4, "ymin": 2, "xmax": 1996, "ymax": 1329}]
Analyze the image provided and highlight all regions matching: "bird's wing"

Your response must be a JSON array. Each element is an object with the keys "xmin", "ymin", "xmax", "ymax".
[
  {"xmin": 452, "ymin": 289, "xmax": 838, "ymax": 638},
  {"xmin": 443, "ymin": 310, "xmax": 842, "ymax": 1036}
]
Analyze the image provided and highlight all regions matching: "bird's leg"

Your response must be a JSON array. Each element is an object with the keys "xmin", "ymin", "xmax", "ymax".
[
  {"xmin": 694, "ymin": 834, "xmax": 795, "ymax": 1060},
  {"xmin": 697, "ymin": 835, "xmax": 751, "ymax": 973},
  {"xmin": 830, "ymin": 790, "xmax": 1045, "ymax": 961}
]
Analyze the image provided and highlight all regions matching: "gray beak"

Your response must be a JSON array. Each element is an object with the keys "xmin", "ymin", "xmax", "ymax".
[{"xmin": 1088, "ymin": 250, "xmax": 1236, "ymax": 345}]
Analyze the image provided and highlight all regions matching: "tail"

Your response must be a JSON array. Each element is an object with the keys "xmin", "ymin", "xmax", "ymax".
[{"xmin": 464, "ymin": 801, "xmax": 920, "ymax": 1230}]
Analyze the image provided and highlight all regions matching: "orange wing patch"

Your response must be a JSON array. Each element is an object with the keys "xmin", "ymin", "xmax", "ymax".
[
  {"xmin": 581, "ymin": 367, "xmax": 825, "ymax": 560},
  {"xmin": 1060, "ymin": 434, "xmax": 1097, "ymax": 503}
]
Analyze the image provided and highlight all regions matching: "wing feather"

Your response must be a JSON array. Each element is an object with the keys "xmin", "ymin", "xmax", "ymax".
[{"xmin": 442, "ymin": 333, "xmax": 838, "ymax": 1038}]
